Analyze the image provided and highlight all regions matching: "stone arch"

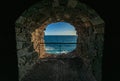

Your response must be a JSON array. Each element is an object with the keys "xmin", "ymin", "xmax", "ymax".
[
  {"xmin": 29, "ymin": 10, "xmax": 100, "ymax": 58},
  {"xmin": 31, "ymin": 19, "xmax": 80, "ymax": 58},
  {"xmin": 15, "ymin": 0, "xmax": 104, "ymax": 81}
]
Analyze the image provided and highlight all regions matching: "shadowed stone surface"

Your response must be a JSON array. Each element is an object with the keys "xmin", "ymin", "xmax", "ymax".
[
  {"xmin": 15, "ymin": 0, "xmax": 104, "ymax": 81},
  {"xmin": 22, "ymin": 58, "xmax": 97, "ymax": 81}
]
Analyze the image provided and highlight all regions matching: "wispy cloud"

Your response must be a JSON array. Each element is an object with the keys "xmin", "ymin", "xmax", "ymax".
[{"xmin": 45, "ymin": 22, "xmax": 77, "ymax": 35}]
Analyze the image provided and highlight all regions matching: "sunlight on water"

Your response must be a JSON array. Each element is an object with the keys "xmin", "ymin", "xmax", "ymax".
[
  {"xmin": 44, "ymin": 35, "xmax": 77, "ymax": 54},
  {"xmin": 44, "ymin": 22, "xmax": 77, "ymax": 54}
]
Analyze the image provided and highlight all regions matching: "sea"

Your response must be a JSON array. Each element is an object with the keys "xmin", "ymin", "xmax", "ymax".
[{"xmin": 44, "ymin": 35, "xmax": 78, "ymax": 54}]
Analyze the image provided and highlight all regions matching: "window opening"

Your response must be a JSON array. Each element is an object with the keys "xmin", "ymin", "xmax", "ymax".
[{"xmin": 44, "ymin": 22, "xmax": 78, "ymax": 54}]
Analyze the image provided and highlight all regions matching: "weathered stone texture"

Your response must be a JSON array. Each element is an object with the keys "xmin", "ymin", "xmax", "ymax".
[
  {"xmin": 21, "ymin": 58, "xmax": 97, "ymax": 81},
  {"xmin": 15, "ymin": 0, "xmax": 104, "ymax": 81}
]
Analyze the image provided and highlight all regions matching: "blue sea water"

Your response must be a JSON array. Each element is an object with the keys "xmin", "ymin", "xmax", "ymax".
[{"xmin": 44, "ymin": 35, "xmax": 78, "ymax": 54}]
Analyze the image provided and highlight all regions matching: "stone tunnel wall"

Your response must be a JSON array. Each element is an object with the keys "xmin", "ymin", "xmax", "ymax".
[
  {"xmin": 15, "ymin": 0, "xmax": 104, "ymax": 81},
  {"xmin": 31, "ymin": 25, "xmax": 46, "ymax": 58},
  {"xmin": 15, "ymin": 24, "xmax": 39, "ymax": 81}
]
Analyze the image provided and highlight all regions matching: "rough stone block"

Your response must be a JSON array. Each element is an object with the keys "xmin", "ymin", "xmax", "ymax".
[
  {"xmin": 67, "ymin": 0, "xmax": 78, "ymax": 8},
  {"xmin": 17, "ymin": 42, "xmax": 24, "ymax": 50}
]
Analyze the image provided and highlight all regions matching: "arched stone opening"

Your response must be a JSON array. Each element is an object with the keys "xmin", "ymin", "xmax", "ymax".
[
  {"xmin": 44, "ymin": 22, "xmax": 78, "ymax": 55},
  {"xmin": 31, "ymin": 21, "xmax": 78, "ymax": 58},
  {"xmin": 15, "ymin": 0, "xmax": 104, "ymax": 81},
  {"xmin": 30, "ymin": 13, "xmax": 95, "ymax": 59}
]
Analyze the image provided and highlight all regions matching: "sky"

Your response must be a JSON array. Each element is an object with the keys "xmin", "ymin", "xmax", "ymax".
[{"xmin": 44, "ymin": 22, "xmax": 77, "ymax": 35}]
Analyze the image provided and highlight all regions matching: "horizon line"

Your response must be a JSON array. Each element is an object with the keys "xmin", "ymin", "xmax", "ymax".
[{"xmin": 45, "ymin": 35, "xmax": 77, "ymax": 36}]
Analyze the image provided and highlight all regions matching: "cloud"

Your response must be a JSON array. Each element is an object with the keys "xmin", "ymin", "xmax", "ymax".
[{"xmin": 45, "ymin": 22, "xmax": 77, "ymax": 35}]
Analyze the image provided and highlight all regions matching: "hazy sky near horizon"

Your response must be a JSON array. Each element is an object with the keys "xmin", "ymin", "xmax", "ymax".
[{"xmin": 44, "ymin": 22, "xmax": 77, "ymax": 35}]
